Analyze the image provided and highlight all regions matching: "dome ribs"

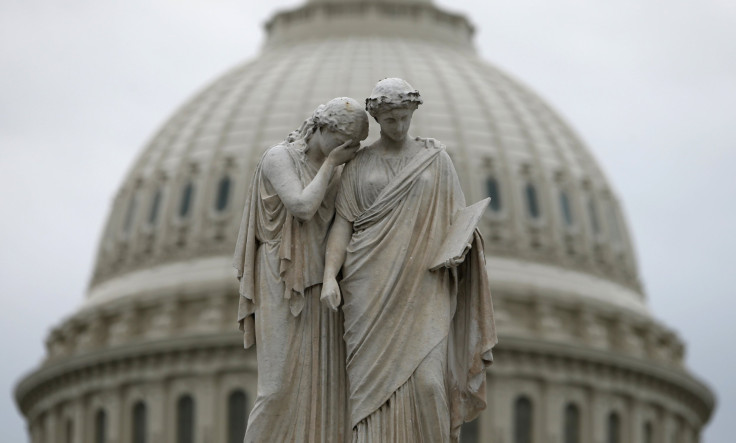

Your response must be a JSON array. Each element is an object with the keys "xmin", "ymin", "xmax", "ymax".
[
  {"xmin": 92, "ymin": 37, "xmax": 643, "ymax": 295},
  {"xmin": 199, "ymin": 63, "xmax": 265, "ymax": 251},
  {"xmin": 450, "ymin": 54, "xmax": 519, "ymax": 253},
  {"xmin": 407, "ymin": 41, "xmax": 474, "ymax": 198}
]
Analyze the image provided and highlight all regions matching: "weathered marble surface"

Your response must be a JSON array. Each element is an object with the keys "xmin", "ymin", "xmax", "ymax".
[
  {"xmin": 233, "ymin": 97, "xmax": 369, "ymax": 442},
  {"xmin": 235, "ymin": 80, "xmax": 497, "ymax": 442},
  {"xmin": 321, "ymin": 78, "xmax": 497, "ymax": 442}
]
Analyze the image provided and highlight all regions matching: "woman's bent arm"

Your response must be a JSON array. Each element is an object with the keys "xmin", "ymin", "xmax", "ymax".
[
  {"xmin": 262, "ymin": 147, "xmax": 335, "ymax": 221},
  {"xmin": 321, "ymin": 214, "xmax": 353, "ymax": 310},
  {"xmin": 263, "ymin": 141, "xmax": 356, "ymax": 222}
]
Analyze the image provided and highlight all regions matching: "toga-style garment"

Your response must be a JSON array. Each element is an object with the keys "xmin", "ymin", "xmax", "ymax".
[
  {"xmin": 233, "ymin": 140, "xmax": 349, "ymax": 442},
  {"xmin": 335, "ymin": 138, "xmax": 497, "ymax": 443}
]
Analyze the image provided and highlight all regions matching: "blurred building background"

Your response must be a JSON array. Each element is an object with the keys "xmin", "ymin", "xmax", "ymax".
[{"xmin": 14, "ymin": 0, "xmax": 715, "ymax": 442}]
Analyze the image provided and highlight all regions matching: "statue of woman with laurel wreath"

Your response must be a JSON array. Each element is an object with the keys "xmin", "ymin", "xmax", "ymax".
[{"xmin": 321, "ymin": 79, "xmax": 497, "ymax": 442}]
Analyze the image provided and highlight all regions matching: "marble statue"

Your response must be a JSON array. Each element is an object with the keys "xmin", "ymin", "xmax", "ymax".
[
  {"xmin": 233, "ymin": 97, "xmax": 370, "ymax": 442},
  {"xmin": 321, "ymin": 78, "xmax": 497, "ymax": 442}
]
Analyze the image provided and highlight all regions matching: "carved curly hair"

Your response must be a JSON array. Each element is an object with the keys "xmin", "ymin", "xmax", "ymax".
[{"xmin": 287, "ymin": 97, "xmax": 369, "ymax": 144}]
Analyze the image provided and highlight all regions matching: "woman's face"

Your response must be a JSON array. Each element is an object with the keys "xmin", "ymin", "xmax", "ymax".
[
  {"xmin": 376, "ymin": 107, "xmax": 414, "ymax": 142},
  {"xmin": 318, "ymin": 127, "xmax": 356, "ymax": 156}
]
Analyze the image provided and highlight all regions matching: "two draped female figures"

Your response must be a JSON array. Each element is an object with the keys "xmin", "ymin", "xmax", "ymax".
[{"xmin": 235, "ymin": 79, "xmax": 496, "ymax": 443}]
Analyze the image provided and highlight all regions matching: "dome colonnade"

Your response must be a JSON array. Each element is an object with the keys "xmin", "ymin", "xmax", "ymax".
[{"xmin": 15, "ymin": 1, "xmax": 713, "ymax": 442}]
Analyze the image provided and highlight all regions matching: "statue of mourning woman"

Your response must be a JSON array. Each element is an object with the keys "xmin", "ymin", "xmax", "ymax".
[
  {"xmin": 233, "ymin": 97, "xmax": 369, "ymax": 442},
  {"xmin": 321, "ymin": 78, "xmax": 497, "ymax": 442}
]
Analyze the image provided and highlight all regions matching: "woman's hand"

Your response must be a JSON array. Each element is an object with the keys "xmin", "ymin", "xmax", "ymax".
[
  {"xmin": 321, "ymin": 277, "xmax": 342, "ymax": 311},
  {"xmin": 443, "ymin": 242, "xmax": 473, "ymax": 268},
  {"xmin": 326, "ymin": 139, "xmax": 359, "ymax": 167}
]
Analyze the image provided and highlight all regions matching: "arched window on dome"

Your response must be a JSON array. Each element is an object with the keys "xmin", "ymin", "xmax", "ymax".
[
  {"xmin": 228, "ymin": 390, "xmax": 248, "ymax": 443},
  {"xmin": 559, "ymin": 191, "xmax": 573, "ymax": 227},
  {"xmin": 215, "ymin": 176, "xmax": 232, "ymax": 212},
  {"xmin": 148, "ymin": 188, "xmax": 162, "ymax": 225},
  {"xmin": 588, "ymin": 197, "xmax": 600, "ymax": 235},
  {"xmin": 176, "ymin": 394, "xmax": 195, "ymax": 443},
  {"xmin": 607, "ymin": 412, "xmax": 621, "ymax": 443},
  {"xmin": 123, "ymin": 192, "xmax": 139, "ymax": 233},
  {"xmin": 486, "ymin": 177, "xmax": 501, "ymax": 212},
  {"xmin": 95, "ymin": 409, "xmax": 107, "ymax": 443},
  {"xmin": 179, "ymin": 182, "xmax": 195, "ymax": 219},
  {"xmin": 643, "ymin": 421, "xmax": 654, "ymax": 443},
  {"xmin": 460, "ymin": 418, "xmax": 479, "ymax": 443},
  {"xmin": 525, "ymin": 184, "xmax": 541, "ymax": 220},
  {"xmin": 65, "ymin": 418, "xmax": 74, "ymax": 443},
  {"xmin": 514, "ymin": 396, "xmax": 533, "ymax": 443},
  {"xmin": 132, "ymin": 401, "xmax": 147, "ymax": 443},
  {"xmin": 563, "ymin": 403, "xmax": 580, "ymax": 443}
]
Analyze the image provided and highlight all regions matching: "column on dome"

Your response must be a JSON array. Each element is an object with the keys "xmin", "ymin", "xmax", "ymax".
[
  {"xmin": 30, "ymin": 417, "xmax": 41, "ymax": 443},
  {"xmin": 46, "ymin": 409, "xmax": 57, "ymax": 443},
  {"xmin": 629, "ymin": 398, "xmax": 645, "ymax": 443},
  {"xmin": 121, "ymin": 392, "xmax": 135, "ymax": 443},
  {"xmin": 210, "ymin": 374, "xmax": 225, "ymax": 443},
  {"xmin": 531, "ymin": 384, "xmax": 544, "ymax": 443},
  {"xmin": 198, "ymin": 377, "xmax": 217, "ymax": 443},
  {"xmin": 590, "ymin": 390, "xmax": 605, "ymax": 443},
  {"xmin": 687, "ymin": 422, "xmax": 701, "ymax": 443},
  {"xmin": 161, "ymin": 383, "xmax": 181, "ymax": 442},
  {"xmin": 543, "ymin": 382, "xmax": 563, "ymax": 443},
  {"xmin": 494, "ymin": 374, "xmax": 513, "ymax": 443},
  {"xmin": 662, "ymin": 412, "xmax": 678, "ymax": 443},
  {"xmin": 82, "ymin": 397, "xmax": 94, "ymax": 443},
  {"xmin": 106, "ymin": 390, "xmax": 122, "ymax": 443},
  {"xmin": 582, "ymin": 393, "xmax": 595, "ymax": 443},
  {"xmin": 72, "ymin": 398, "xmax": 85, "ymax": 443},
  {"xmin": 149, "ymin": 384, "xmax": 166, "ymax": 443},
  {"xmin": 623, "ymin": 396, "xmax": 636, "ymax": 443}
]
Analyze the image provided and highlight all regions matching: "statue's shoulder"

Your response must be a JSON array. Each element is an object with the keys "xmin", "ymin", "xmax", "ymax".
[
  {"xmin": 261, "ymin": 141, "xmax": 299, "ymax": 175},
  {"xmin": 268, "ymin": 139, "xmax": 306, "ymax": 161},
  {"xmin": 415, "ymin": 137, "xmax": 446, "ymax": 152},
  {"xmin": 360, "ymin": 140, "xmax": 382, "ymax": 153},
  {"xmin": 352, "ymin": 142, "xmax": 381, "ymax": 161},
  {"xmin": 262, "ymin": 140, "xmax": 287, "ymax": 158},
  {"xmin": 415, "ymin": 138, "xmax": 457, "ymax": 170}
]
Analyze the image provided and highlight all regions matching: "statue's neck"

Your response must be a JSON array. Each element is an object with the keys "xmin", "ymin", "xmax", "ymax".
[{"xmin": 379, "ymin": 133, "xmax": 412, "ymax": 154}]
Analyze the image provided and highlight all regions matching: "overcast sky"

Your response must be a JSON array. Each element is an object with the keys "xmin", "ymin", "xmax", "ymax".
[{"xmin": 2, "ymin": 0, "xmax": 735, "ymax": 441}]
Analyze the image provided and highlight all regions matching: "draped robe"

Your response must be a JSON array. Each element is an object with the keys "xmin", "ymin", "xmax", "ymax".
[
  {"xmin": 335, "ymin": 138, "xmax": 497, "ymax": 442},
  {"xmin": 233, "ymin": 140, "xmax": 348, "ymax": 442}
]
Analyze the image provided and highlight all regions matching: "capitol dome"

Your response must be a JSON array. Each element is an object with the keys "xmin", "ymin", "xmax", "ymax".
[{"xmin": 16, "ymin": 1, "xmax": 714, "ymax": 442}]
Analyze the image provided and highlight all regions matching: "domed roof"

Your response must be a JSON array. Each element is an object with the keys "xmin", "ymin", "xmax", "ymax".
[
  {"xmin": 87, "ymin": 0, "xmax": 644, "ymax": 315},
  {"xmin": 18, "ymin": 4, "xmax": 716, "ymax": 439}
]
